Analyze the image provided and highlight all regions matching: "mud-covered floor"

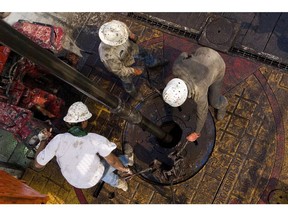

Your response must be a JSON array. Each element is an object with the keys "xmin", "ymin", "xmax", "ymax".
[{"xmin": 1, "ymin": 12, "xmax": 288, "ymax": 204}]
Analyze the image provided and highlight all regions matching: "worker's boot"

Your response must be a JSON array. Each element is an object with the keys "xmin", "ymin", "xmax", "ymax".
[
  {"xmin": 129, "ymin": 90, "xmax": 144, "ymax": 102},
  {"xmin": 125, "ymin": 83, "xmax": 144, "ymax": 101},
  {"xmin": 215, "ymin": 96, "xmax": 228, "ymax": 121},
  {"xmin": 123, "ymin": 143, "xmax": 134, "ymax": 166},
  {"xmin": 216, "ymin": 107, "xmax": 226, "ymax": 120},
  {"xmin": 134, "ymin": 92, "xmax": 144, "ymax": 101},
  {"xmin": 116, "ymin": 179, "xmax": 128, "ymax": 191},
  {"xmin": 146, "ymin": 59, "xmax": 169, "ymax": 69}
]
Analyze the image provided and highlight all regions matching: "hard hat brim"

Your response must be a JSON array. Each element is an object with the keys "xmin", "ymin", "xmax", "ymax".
[{"xmin": 99, "ymin": 20, "xmax": 129, "ymax": 46}]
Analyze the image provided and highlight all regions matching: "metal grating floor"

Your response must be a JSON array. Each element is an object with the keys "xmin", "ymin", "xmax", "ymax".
[{"xmin": 128, "ymin": 12, "xmax": 288, "ymax": 72}]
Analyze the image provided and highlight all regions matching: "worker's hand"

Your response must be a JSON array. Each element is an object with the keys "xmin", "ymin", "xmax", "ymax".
[
  {"xmin": 38, "ymin": 128, "xmax": 52, "ymax": 141},
  {"xmin": 180, "ymin": 52, "xmax": 191, "ymax": 59},
  {"xmin": 118, "ymin": 167, "xmax": 133, "ymax": 179},
  {"xmin": 186, "ymin": 132, "xmax": 200, "ymax": 142},
  {"xmin": 122, "ymin": 167, "xmax": 133, "ymax": 175},
  {"xmin": 134, "ymin": 67, "xmax": 144, "ymax": 76},
  {"xmin": 129, "ymin": 32, "xmax": 138, "ymax": 43},
  {"xmin": 122, "ymin": 167, "xmax": 134, "ymax": 180}
]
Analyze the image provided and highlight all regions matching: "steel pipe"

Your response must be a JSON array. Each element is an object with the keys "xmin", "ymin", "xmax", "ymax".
[{"xmin": 0, "ymin": 20, "xmax": 173, "ymax": 143}]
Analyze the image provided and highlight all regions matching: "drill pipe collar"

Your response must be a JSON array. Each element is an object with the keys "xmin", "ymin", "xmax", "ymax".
[{"xmin": 111, "ymin": 98, "xmax": 142, "ymax": 124}]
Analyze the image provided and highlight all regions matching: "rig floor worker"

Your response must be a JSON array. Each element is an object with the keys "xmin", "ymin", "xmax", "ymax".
[
  {"xmin": 98, "ymin": 20, "xmax": 167, "ymax": 100},
  {"xmin": 163, "ymin": 47, "xmax": 228, "ymax": 142},
  {"xmin": 34, "ymin": 101, "xmax": 133, "ymax": 191}
]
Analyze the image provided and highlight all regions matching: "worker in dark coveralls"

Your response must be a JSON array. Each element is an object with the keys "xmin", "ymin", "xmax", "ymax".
[
  {"xmin": 98, "ymin": 20, "xmax": 167, "ymax": 100},
  {"xmin": 162, "ymin": 47, "xmax": 228, "ymax": 142}
]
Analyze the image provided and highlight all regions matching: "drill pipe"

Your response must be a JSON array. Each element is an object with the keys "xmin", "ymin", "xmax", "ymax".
[{"xmin": 0, "ymin": 20, "xmax": 173, "ymax": 144}]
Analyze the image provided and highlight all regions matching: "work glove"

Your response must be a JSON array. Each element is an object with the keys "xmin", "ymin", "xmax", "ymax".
[
  {"xmin": 120, "ymin": 167, "xmax": 134, "ymax": 181},
  {"xmin": 129, "ymin": 33, "xmax": 138, "ymax": 43},
  {"xmin": 186, "ymin": 132, "xmax": 200, "ymax": 142},
  {"xmin": 123, "ymin": 167, "xmax": 133, "ymax": 175},
  {"xmin": 133, "ymin": 67, "xmax": 144, "ymax": 76},
  {"xmin": 118, "ymin": 167, "xmax": 133, "ymax": 178},
  {"xmin": 37, "ymin": 128, "xmax": 52, "ymax": 141},
  {"xmin": 118, "ymin": 167, "xmax": 133, "ymax": 181},
  {"xmin": 180, "ymin": 52, "xmax": 191, "ymax": 59}
]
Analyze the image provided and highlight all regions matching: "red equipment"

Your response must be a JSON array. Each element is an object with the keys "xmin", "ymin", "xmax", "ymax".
[
  {"xmin": 0, "ymin": 46, "xmax": 10, "ymax": 73},
  {"xmin": 0, "ymin": 102, "xmax": 47, "ymax": 148},
  {"xmin": 12, "ymin": 20, "xmax": 64, "ymax": 53},
  {"xmin": 0, "ymin": 20, "xmax": 67, "ymax": 149}
]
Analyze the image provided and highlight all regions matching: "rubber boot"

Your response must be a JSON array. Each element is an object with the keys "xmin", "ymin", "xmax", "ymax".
[
  {"xmin": 116, "ymin": 179, "xmax": 128, "ymax": 191},
  {"xmin": 216, "ymin": 107, "xmax": 226, "ymax": 120}
]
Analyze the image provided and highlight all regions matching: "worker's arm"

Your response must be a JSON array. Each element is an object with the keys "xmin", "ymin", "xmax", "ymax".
[
  {"xmin": 34, "ymin": 128, "xmax": 52, "ymax": 169},
  {"xmin": 128, "ymin": 31, "xmax": 138, "ymax": 43},
  {"xmin": 34, "ymin": 141, "xmax": 48, "ymax": 169},
  {"xmin": 104, "ymin": 153, "xmax": 132, "ymax": 174},
  {"xmin": 195, "ymin": 94, "xmax": 209, "ymax": 134},
  {"xmin": 186, "ymin": 94, "xmax": 208, "ymax": 142},
  {"xmin": 99, "ymin": 43, "xmax": 140, "ymax": 77}
]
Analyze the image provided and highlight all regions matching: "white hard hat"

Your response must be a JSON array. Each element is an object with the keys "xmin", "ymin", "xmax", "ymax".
[
  {"xmin": 99, "ymin": 20, "xmax": 129, "ymax": 46},
  {"xmin": 63, "ymin": 102, "xmax": 92, "ymax": 123},
  {"xmin": 162, "ymin": 78, "xmax": 188, "ymax": 107}
]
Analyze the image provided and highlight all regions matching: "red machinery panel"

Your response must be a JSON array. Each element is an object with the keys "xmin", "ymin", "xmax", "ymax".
[
  {"xmin": 12, "ymin": 20, "xmax": 64, "ymax": 53},
  {"xmin": 0, "ymin": 102, "xmax": 47, "ymax": 148},
  {"xmin": 0, "ymin": 46, "xmax": 11, "ymax": 74},
  {"xmin": 0, "ymin": 21, "xmax": 67, "ymax": 148}
]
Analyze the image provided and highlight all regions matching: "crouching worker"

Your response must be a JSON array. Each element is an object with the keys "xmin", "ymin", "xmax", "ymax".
[
  {"xmin": 34, "ymin": 101, "xmax": 133, "ymax": 191},
  {"xmin": 163, "ymin": 47, "xmax": 228, "ymax": 142}
]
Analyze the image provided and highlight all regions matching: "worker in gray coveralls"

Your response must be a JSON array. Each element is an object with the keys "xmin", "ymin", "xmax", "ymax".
[
  {"xmin": 162, "ymin": 47, "xmax": 228, "ymax": 142},
  {"xmin": 98, "ymin": 20, "xmax": 167, "ymax": 100}
]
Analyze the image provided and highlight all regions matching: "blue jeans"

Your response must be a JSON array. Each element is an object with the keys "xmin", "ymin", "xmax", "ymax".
[{"xmin": 100, "ymin": 155, "xmax": 128, "ymax": 187}]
